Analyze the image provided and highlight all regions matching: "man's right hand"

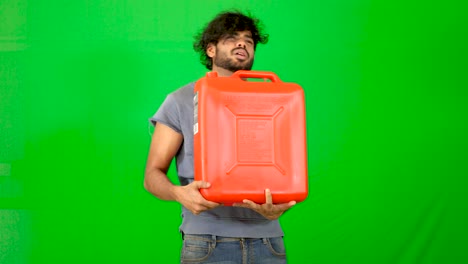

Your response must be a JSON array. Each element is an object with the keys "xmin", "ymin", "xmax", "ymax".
[{"xmin": 173, "ymin": 181, "xmax": 221, "ymax": 215}]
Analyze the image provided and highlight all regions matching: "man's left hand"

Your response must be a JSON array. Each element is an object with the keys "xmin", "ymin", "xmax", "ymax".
[{"xmin": 233, "ymin": 189, "xmax": 296, "ymax": 220}]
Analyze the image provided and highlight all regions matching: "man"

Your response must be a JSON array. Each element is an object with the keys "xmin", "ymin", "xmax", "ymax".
[{"xmin": 144, "ymin": 11, "xmax": 296, "ymax": 264}]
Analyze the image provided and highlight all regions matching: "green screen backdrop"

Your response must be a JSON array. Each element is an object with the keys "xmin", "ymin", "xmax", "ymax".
[{"xmin": 1, "ymin": 0, "xmax": 467, "ymax": 263}]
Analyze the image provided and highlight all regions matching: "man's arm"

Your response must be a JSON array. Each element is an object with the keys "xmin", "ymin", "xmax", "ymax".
[
  {"xmin": 144, "ymin": 122, "xmax": 221, "ymax": 214},
  {"xmin": 144, "ymin": 122, "xmax": 183, "ymax": 201}
]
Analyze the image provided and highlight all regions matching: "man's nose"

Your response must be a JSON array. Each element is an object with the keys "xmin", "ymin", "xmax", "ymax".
[{"xmin": 236, "ymin": 41, "xmax": 246, "ymax": 49}]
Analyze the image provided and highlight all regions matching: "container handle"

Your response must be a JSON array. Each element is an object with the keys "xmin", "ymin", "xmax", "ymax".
[{"xmin": 231, "ymin": 70, "xmax": 282, "ymax": 83}]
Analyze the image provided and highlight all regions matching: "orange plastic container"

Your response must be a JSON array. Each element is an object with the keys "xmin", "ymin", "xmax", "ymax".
[{"xmin": 194, "ymin": 70, "xmax": 308, "ymax": 205}]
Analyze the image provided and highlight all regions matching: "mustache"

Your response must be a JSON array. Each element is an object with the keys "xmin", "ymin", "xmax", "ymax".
[{"xmin": 232, "ymin": 48, "xmax": 250, "ymax": 58}]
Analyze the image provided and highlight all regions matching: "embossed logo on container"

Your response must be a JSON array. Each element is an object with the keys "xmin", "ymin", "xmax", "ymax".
[{"xmin": 237, "ymin": 119, "xmax": 272, "ymax": 163}]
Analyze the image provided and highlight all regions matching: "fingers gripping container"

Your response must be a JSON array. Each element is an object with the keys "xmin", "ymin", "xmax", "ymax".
[{"xmin": 194, "ymin": 70, "xmax": 308, "ymax": 205}]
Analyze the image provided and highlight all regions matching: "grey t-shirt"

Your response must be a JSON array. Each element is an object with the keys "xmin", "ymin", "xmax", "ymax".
[{"xmin": 150, "ymin": 81, "xmax": 284, "ymax": 238}]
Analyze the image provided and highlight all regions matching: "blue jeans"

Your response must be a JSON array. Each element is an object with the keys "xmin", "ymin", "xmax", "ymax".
[{"xmin": 180, "ymin": 234, "xmax": 287, "ymax": 264}]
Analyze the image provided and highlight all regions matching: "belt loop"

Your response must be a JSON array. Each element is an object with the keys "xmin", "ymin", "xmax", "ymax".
[
  {"xmin": 262, "ymin": 238, "xmax": 268, "ymax": 245},
  {"xmin": 211, "ymin": 235, "xmax": 217, "ymax": 249}
]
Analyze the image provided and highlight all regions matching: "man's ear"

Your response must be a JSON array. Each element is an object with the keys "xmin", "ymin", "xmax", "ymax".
[{"xmin": 206, "ymin": 43, "xmax": 216, "ymax": 58}]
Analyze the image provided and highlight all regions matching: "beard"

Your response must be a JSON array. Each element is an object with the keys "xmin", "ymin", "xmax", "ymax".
[{"xmin": 213, "ymin": 48, "xmax": 254, "ymax": 72}]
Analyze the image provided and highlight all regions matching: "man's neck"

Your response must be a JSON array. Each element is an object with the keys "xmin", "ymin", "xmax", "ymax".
[{"xmin": 212, "ymin": 66, "xmax": 234, "ymax": 77}]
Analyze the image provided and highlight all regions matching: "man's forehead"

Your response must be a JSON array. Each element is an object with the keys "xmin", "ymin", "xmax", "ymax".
[
  {"xmin": 220, "ymin": 30, "xmax": 252, "ymax": 38},
  {"xmin": 216, "ymin": 30, "xmax": 254, "ymax": 43},
  {"xmin": 234, "ymin": 30, "xmax": 253, "ymax": 38}
]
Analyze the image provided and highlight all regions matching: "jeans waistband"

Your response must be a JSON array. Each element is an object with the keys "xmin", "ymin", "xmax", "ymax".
[{"xmin": 181, "ymin": 233, "xmax": 280, "ymax": 242}]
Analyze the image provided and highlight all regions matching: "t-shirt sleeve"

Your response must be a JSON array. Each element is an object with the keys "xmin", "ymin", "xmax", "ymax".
[{"xmin": 149, "ymin": 93, "xmax": 182, "ymax": 134}]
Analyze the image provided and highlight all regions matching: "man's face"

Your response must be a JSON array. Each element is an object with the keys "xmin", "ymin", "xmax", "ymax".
[{"xmin": 209, "ymin": 31, "xmax": 255, "ymax": 72}]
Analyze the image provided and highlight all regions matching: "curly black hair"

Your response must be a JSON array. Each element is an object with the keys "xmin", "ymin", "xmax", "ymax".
[{"xmin": 193, "ymin": 11, "xmax": 269, "ymax": 70}]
